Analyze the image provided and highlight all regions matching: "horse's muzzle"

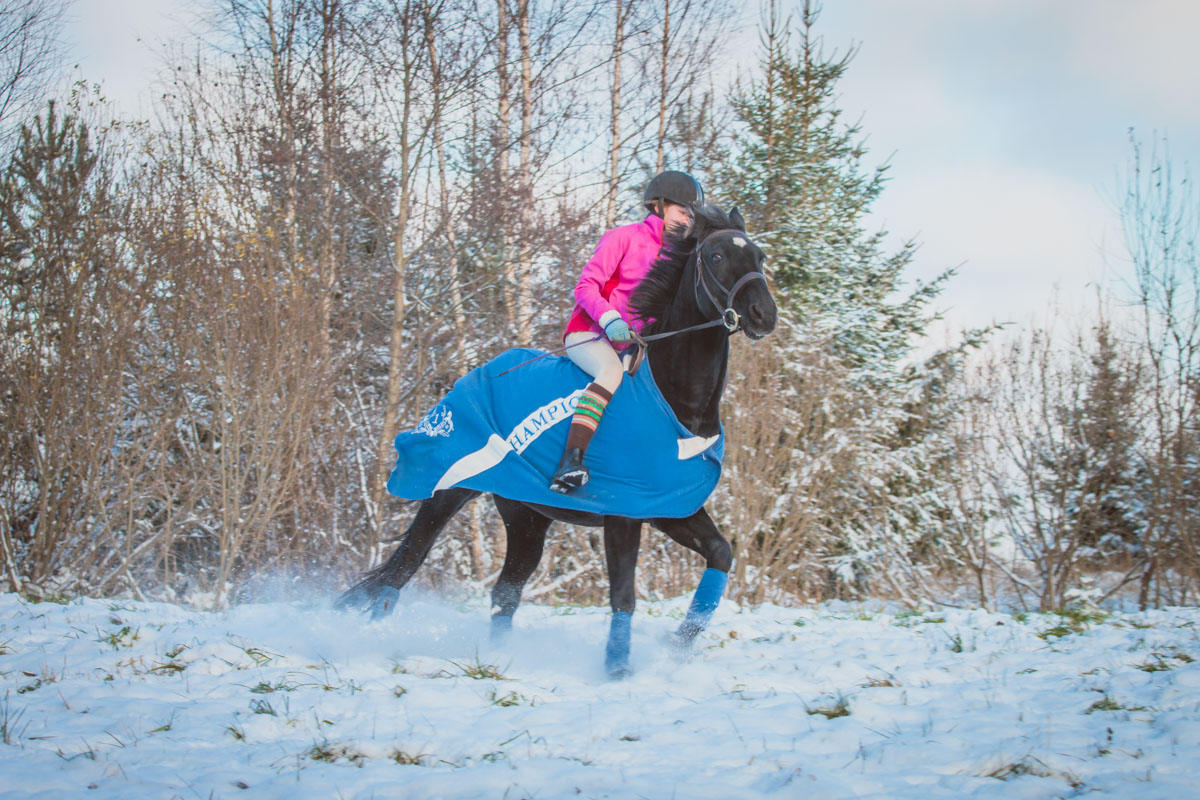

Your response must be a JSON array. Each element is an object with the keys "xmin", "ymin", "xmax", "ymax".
[{"xmin": 742, "ymin": 300, "xmax": 778, "ymax": 340}]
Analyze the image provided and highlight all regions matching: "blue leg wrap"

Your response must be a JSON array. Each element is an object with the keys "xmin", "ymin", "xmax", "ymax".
[
  {"xmin": 604, "ymin": 611, "xmax": 633, "ymax": 677},
  {"xmin": 684, "ymin": 568, "xmax": 728, "ymax": 627},
  {"xmin": 490, "ymin": 614, "xmax": 513, "ymax": 642},
  {"xmin": 369, "ymin": 585, "xmax": 400, "ymax": 621},
  {"xmin": 672, "ymin": 568, "xmax": 728, "ymax": 653}
]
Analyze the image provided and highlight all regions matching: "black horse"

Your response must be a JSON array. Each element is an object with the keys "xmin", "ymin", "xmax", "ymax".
[{"xmin": 337, "ymin": 204, "xmax": 777, "ymax": 677}]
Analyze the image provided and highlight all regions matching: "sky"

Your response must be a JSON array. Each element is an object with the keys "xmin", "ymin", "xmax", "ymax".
[
  {"xmin": 806, "ymin": 0, "xmax": 1200, "ymax": 338},
  {"xmin": 62, "ymin": 0, "xmax": 197, "ymax": 119},
  {"xmin": 62, "ymin": 0, "xmax": 1200, "ymax": 339}
]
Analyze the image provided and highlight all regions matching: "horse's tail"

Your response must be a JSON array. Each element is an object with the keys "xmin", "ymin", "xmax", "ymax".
[
  {"xmin": 333, "ymin": 565, "xmax": 393, "ymax": 611},
  {"xmin": 334, "ymin": 488, "xmax": 481, "ymax": 613}
]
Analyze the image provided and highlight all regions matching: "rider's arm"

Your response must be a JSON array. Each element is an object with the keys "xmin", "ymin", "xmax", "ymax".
[{"xmin": 574, "ymin": 227, "xmax": 632, "ymax": 326}]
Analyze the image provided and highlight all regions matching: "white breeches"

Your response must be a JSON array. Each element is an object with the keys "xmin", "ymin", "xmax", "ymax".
[{"xmin": 564, "ymin": 332, "xmax": 625, "ymax": 395}]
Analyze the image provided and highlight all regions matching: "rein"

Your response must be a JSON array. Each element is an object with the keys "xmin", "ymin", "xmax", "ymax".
[{"xmin": 494, "ymin": 228, "xmax": 766, "ymax": 378}]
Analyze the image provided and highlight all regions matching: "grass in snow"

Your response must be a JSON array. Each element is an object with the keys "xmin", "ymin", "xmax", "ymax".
[
  {"xmin": 806, "ymin": 693, "xmax": 852, "ymax": 719},
  {"xmin": 4, "ymin": 593, "xmax": 1199, "ymax": 798}
]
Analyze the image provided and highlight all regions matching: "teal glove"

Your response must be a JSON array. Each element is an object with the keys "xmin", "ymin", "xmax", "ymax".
[{"xmin": 603, "ymin": 316, "xmax": 634, "ymax": 344}]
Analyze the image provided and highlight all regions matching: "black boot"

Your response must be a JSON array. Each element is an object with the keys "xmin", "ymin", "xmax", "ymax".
[{"xmin": 549, "ymin": 447, "xmax": 589, "ymax": 493}]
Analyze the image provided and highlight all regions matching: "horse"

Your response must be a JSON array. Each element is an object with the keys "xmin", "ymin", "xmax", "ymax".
[{"xmin": 337, "ymin": 203, "xmax": 777, "ymax": 678}]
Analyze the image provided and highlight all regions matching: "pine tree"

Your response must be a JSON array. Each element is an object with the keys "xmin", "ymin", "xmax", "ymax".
[
  {"xmin": 723, "ymin": 0, "xmax": 943, "ymax": 369},
  {"xmin": 1061, "ymin": 319, "xmax": 1146, "ymax": 559},
  {"xmin": 713, "ymin": 1, "xmax": 974, "ymax": 601}
]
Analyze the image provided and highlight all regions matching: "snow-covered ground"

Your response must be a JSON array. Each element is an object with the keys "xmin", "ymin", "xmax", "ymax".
[{"xmin": 1, "ymin": 591, "xmax": 1197, "ymax": 799}]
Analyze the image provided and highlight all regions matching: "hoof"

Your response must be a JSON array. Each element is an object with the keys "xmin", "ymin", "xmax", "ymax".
[
  {"xmin": 607, "ymin": 666, "xmax": 633, "ymax": 681},
  {"xmin": 667, "ymin": 639, "xmax": 694, "ymax": 663},
  {"xmin": 604, "ymin": 611, "xmax": 633, "ymax": 678},
  {"xmin": 667, "ymin": 621, "xmax": 703, "ymax": 661},
  {"xmin": 490, "ymin": 614, "xmax": 513, "ymax": 643},
  {"xmin": 369, "ymin": 586, "xmax": 401, "ymax": 620}
]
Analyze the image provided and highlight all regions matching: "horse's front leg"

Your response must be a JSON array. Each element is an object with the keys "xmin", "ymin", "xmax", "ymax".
[
  {"xmin": 654, "ymin": 507, "xmax": 732, "ymax": 655},
  {"xmin": 603, "ymin": 516, "xmax": 642, "ymax": 679}
]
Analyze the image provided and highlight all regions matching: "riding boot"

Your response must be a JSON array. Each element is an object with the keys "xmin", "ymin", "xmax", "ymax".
[
  {"xmin": 549, "ymin": 383, "xmax": 613, "ymax": 494},
  {"xmin": 550, "ymin": 447, "xmax": 589, "ymax": 493}
]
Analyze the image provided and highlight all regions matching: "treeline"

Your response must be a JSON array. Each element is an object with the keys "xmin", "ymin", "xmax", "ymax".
[{"xmin": 0, "ymin": 1, "xmax": 1196, "ymax": 611}]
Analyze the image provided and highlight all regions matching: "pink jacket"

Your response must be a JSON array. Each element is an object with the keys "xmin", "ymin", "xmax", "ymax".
[{"xmin": 564, "ymin": 214, "xmax": 664, "ymax": 342}]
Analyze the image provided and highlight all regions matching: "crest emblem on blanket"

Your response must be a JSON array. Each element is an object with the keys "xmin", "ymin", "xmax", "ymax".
[{"xmin": 415, "ymin": 405, "xmax": 453, "ymax": 438}]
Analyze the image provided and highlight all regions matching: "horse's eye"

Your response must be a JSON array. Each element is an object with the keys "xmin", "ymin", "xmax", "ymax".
[{"xmin": 712, "ymin": 252, "xmax": 723, "ymax": 263}]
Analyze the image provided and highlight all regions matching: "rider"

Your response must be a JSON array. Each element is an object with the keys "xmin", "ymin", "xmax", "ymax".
[{"xmin": 549, "ymin": 170, "xmax": 703, "ymax": 493}]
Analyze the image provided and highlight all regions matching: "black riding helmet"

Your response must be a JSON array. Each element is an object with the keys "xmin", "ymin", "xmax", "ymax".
[{"xmin": 643, "ymin": 170, "xmax": 704, "ymax": 215}]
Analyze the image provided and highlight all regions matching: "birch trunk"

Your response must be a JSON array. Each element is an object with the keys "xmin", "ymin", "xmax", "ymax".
[
  {"xmin": 265, "ymin": 0, "xmax": 301, "ymax": 269},
  {"xmin": 655, "ymin": 0, "xmax": 669, "ymax": 173},
  {"xmin": 372, "ymin": 25, "xmax": 418, "ymax": 545},
  {"xmin": 373, "ymin": 177, "xmax": 409, "ymax": 542},
  {"xmin": 604, "ymin": 0, "xmax": 625, "ymax": 229},
  {"xmin": 426, "ymin": 7, "xmax": 487, "ymax": 580},
  {"xmin": 317, "ymin": 0, "xmax": 339, "ymax": 358},
  {"xmin": 425, "ymin": 8, "xmax": 467, "ymax": 375},
  {"xmin": 496, "ymin": 0, "xmax": 516, "ymax": 332},
  {"xmin": 516, "ymin": 0, "xmax": 533, "ymax": 346}
]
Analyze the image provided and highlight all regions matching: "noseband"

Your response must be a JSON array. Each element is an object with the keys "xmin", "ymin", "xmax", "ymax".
[{"xmin": 693, "ymin": 230, "xmax": 769, "ymax": 333}]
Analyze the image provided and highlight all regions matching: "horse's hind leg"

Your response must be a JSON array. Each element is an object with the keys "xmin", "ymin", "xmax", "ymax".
[
  {"xmin": 336, "ymin": 488, "xmax": 478, "ymax": 617},
  {"xmin": 603, "ymin": 516, "xmax": 642, "ymax": 679},
  {"xmin": 489, "ymin": 497, "xmax": 552, "ymax": 639},
  {"xmin": 653, "ymin": 507, "xmax": 732, "ymax": 654}
]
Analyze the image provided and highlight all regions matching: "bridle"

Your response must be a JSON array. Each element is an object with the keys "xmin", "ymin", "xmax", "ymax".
[
  {"xmin": 615, "ymin": 228, "xmax": 767, "ymax": 374},
  {"xmin": 689, "ymin": 229, "xmax": 770, "ymax": 335},
  {"xmin": 494, "ymin": 227, "xmax": 769, "ymax": 378}
]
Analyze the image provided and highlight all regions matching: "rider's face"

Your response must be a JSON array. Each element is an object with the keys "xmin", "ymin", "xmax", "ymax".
[{"xmin": 662, "ymin": 200, "xmax": 693, "ymax": 234}]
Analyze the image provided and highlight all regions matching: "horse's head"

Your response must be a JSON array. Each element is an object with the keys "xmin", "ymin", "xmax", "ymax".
[{"xmin": 689, "ymin": 205, "xmax": 778, "ymax": 340}]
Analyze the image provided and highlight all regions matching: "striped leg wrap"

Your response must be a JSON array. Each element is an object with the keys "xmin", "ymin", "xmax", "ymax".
[{"xmin": 566, "ymin": 384, "xmax": 613, "ymax": 451}]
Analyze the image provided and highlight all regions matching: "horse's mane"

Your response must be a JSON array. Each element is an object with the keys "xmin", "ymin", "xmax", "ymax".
[{"xmin": 629, "ymin": 203, "xmax": 735, "ymax": 334}]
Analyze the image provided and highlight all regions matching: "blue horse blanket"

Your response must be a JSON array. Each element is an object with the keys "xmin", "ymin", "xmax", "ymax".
[{"xmin": 387, "ymin": 348, "xmax": 724, "ymax": 519}]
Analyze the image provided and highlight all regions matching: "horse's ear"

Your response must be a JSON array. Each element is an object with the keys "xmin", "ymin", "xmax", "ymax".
[{"xmin": 729, "ymin": 206, "xmax": 746, "ymax": 232}]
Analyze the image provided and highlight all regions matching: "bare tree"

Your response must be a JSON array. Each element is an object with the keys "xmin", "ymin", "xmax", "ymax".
[
  {"xmin": 1121, "ymin": 133, "xmax": 1200, "ymax": 606},
  {"xmin": 603, "ymin": 0, "xmax": 632, "ymax": 227},
  {"xmin": 123, "ymin": 0, "xmax": 402, "ymax": 601},
  {"xmin": 0, "ymin": 96, "xmax": 150, "ymax": 594},
  {"xmin": 316, "ymin": 0, "xmax": 343, "ymax": 358},
  {"xmin": 495, "ymin": 0, "xmax": 516, "ymax": 332},
  {"xmin": 637, "ymin": 0, "xmax": 734, "ymax": 187},
  {"xmin": 935, "ymin": 387, "xmax": 1000, "ymax": 610},
  {"xmin": 515, "ymin": 0, "xmax": 534, "ymax": 345},
  {"xmin": 424, "ymin": 4, "xmax": 469, "ymax": 375},
  {"xmin": 965, "ymin": 309, "xmax": 1148, "ymax": 612},
  {"xmin": 714, "ymin": 323, "xmax": 858, "ymax": 604},
  {"xmin": 357, "ymin": 0, "xmax": 439, "ymax": 544},
  {"xmin": 0, "ymin": 0, "xmax": 68, "ymax": 144},
  {"xmin": 639, "ymin": 0, "xmax": 731, "ymax": 181},
  {"xmin": 654, "ymin": 0, "xmax": 668, "ymax": 173}
]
